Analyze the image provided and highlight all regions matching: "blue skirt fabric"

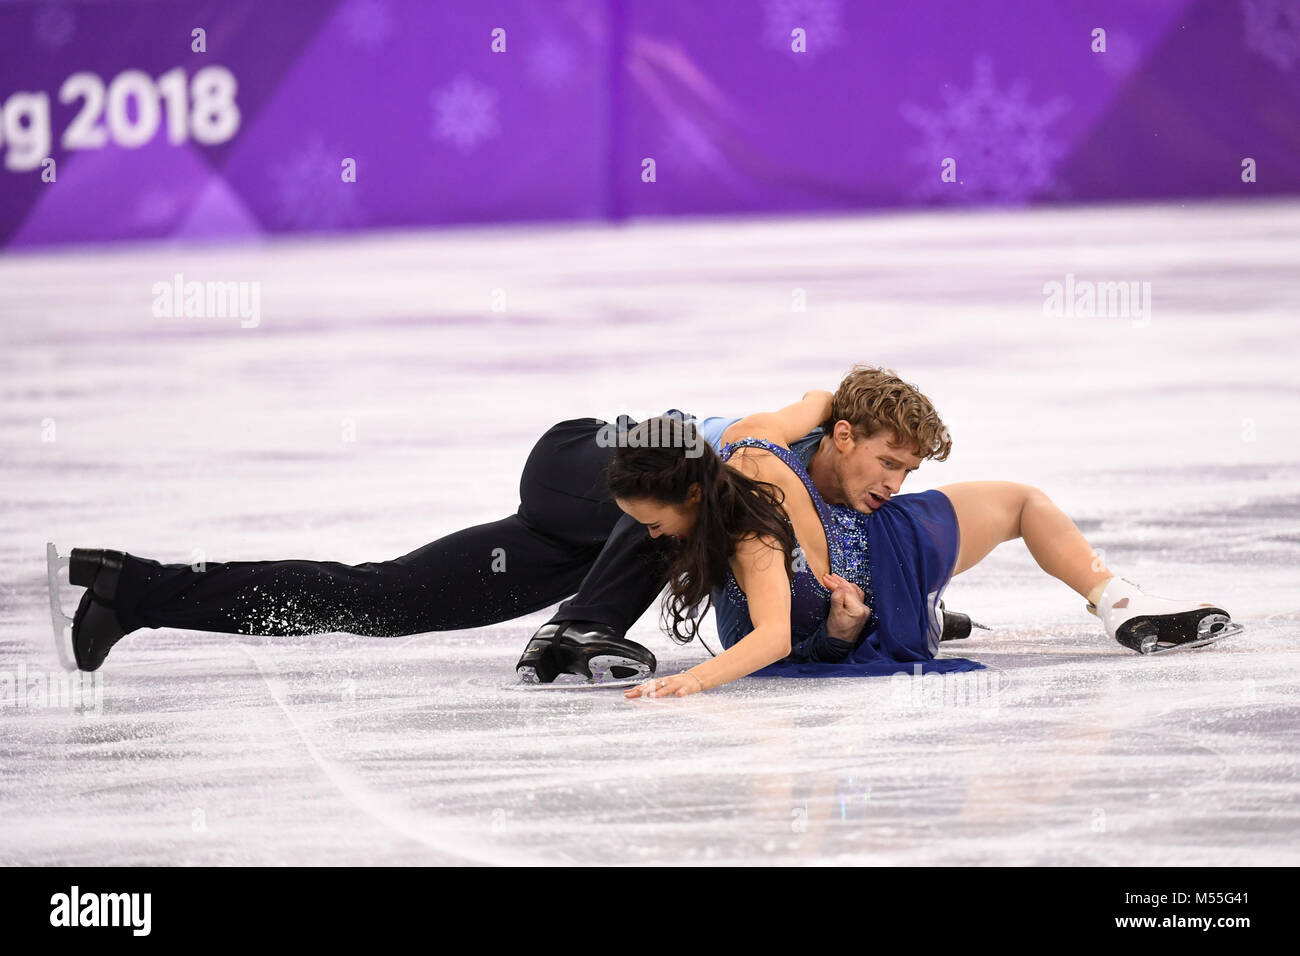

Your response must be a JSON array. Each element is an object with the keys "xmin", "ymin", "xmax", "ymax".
[{"xmin": 750, "ymin": 489, "xmax": 986, "ymax": 678}]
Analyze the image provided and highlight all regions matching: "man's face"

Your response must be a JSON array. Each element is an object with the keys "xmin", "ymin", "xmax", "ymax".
[{"xmin": 831, "ymin": 425, "xmax": 923, "ymax": 513}]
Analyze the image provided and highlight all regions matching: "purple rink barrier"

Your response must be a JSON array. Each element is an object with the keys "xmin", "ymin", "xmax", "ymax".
[{"xmin": 1, "ymin": 0, "xmax": 1297, "ymax": 248}]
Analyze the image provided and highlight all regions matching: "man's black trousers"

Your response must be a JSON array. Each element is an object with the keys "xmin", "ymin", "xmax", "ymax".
[{"xmin": 111, "ymin": 419, "xmax": 669, "ymax": 639}]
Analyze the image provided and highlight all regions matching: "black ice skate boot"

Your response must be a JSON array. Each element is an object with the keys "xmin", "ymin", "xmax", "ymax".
[
  {"xmin": 515, "ymin": 623, "xmax": 565, "ymax": 684},
  {"xmin": 68, "ymin": 549, "xmax": 130, "ymax": 672},
  {"xmin": 936, "ymin": 600, "xmax": 987, "ymax": 641},
  {"xmin": 516, "ymin": 620, "xmax": 657, "ymax": 683},
  {"xmin": 939, "ymin": 604, "xmax": 972, "ymax": 641},
  {"xmin": 552, "ymin": 621, "xmax": 657, "ymax": 682},
  {"xmin": 1088, "ymin": 577, "xmax": 1241, "ymax": 654}
]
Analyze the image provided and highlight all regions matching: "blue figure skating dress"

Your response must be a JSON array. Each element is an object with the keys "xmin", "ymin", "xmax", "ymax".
[{"xmin": 712, "ymin": 436, "xmax": 984, "ymax": 678}]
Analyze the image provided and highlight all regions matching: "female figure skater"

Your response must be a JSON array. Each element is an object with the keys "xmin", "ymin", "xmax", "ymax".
[{"xmin": 607, "ymin": 377, "xmax": 1239, "ymax": 698}]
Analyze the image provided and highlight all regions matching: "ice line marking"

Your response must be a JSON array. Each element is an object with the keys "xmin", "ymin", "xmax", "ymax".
[{"xmin": 239, "ymin": 643, "xmax": 555, "ymax": 866}]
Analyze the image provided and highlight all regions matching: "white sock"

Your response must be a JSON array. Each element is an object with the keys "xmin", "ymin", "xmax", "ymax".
[
  {"xmin": 1094, "ymin": 576, "xmax": 1147, "ymax": 610},
  {"xmin": 1087, "ymin": 575, "xmax": 1118, "ymax": 608}
]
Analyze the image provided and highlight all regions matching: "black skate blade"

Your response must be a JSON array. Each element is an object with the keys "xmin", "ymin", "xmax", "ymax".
[
  {"xmin": 1121, "ymin": 609, "xmax": 1241, "ymax": 655},
  {"xmin": 46, "ymin": 542, "xmax": 77, "ymax": 672}
]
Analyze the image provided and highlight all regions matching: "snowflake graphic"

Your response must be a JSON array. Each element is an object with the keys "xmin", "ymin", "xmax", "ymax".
[
  {"xmin": 340, "ymin": 0, "xmax": 395, "ymax": 51},
  {"xmin": 900, "ymin": 57, "xmax": 1071, "ymax": 204},
  {"xmin": 1242, "ymin": 0, "xmax": 1300, "ymax": 70},
  {"xmin": 761, "ymin": 0, "xmax": 846, "ymax": 55},
  {"xmin": 528, "ymin": 34, "xmax": 577, "ymax": 89},
  {"xmin": 33, "ymin": 2, "xmax": 75, "ymax": 50},
  {"xmin": 430, "ymin": 74, "xmax": 500, "ymax": 153},
  {"xmin": 268, "ymin": 135, "xmax": 362, "ymax": 230}
]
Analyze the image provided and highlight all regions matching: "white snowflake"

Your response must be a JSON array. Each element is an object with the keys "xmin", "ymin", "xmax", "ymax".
[
  {"xmin": 900, "ymin": 57, "xmax": 1071, "ymax": 204},
  {"xmin": 268, "ymin": 135, "xmax": 362, "ymax": 231},
  {"xmin": 33, "ymin": 2, "xmax": 75, "ymax": 50},
  {"xmin": 340, "ymin": 0, "xmax": 395, "ymax": 51},
  {"xmin": 430, "ymin": 74, "xmax": 500, "ymax": 153},
  {"xmin": 528, "ymin": 34, "xmax": 577, "ymax": 89},
  {"xmin": 761, "ymin": 0, "xmax": 846, "ymax": 54},
  {"xmin": 1242, "ymin": 0, "xmax": 1300, "ymax": 70}
]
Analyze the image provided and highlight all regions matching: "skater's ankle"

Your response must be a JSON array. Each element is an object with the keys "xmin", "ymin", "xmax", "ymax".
[{"xmin": 1086, "ymin": 576, "xmax": 1116, "ymax": 607}]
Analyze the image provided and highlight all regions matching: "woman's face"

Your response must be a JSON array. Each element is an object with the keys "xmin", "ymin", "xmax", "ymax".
[{"xmin": 615, "ymin": 493, "xmax": 699, "ymax": 541}]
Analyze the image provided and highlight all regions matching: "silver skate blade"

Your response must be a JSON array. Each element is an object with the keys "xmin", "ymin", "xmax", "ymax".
[
  {"xmin": 46, "ymin": 542, "xmax": 77, "ymax": 672},
  {"xmin": 1144, "ymin": 615, "xmax": 1243, "ymax": 655},
  {"xmin": 513, "ymin": 654, "xmax": 651, "ymax": 690},
  {"xmin": 510, "ymin": 673, "xmax": 646, "ymax": 691},
  {"xmin": 585, "ymin": 654, "xmax": 653, "ymax": 684}
]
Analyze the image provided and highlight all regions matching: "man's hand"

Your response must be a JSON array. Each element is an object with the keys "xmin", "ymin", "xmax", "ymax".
[{"xmin": 823, "ymin": 572, "xmax": 871, "ymax": 642}]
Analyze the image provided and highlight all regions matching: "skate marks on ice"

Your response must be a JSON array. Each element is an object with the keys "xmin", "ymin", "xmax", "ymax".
[
  {"xmin": 238, "ymin": 643, "xmax": 554, "ymax": 866},
  {"xmin": 2, "ymin": 201, "xmax": 1299, "ymax": 863},
  {"xmin": 5, "ymin": 516, "xmax": 1294, "ymax": 862},
  {"xmin": 1083, "ymin": 482, "xmax": 1300, "ymax": 572},
  {"xmin": 0, "ymin": 616, "xmax": 1294, "ymax": 865}
]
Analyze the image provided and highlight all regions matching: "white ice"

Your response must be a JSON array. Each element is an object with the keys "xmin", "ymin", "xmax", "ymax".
[{"xmin": 1, "ymin": 200, "xmax": 1298, "ymax": 865}]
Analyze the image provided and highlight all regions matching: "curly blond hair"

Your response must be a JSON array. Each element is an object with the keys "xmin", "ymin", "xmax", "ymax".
[{"xmin": 825, "ymin": 365, "xmax": 952, "ymax": 461}]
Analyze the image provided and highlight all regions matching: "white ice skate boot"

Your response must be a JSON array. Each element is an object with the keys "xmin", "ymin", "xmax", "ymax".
[{"xmin": 1087, "ymin": 576, "xmax": 1242, "ymax": 655}]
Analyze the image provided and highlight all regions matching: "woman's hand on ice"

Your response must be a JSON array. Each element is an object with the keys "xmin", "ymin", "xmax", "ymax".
[{"xmin": 625, "ymin": 672, "xmax": 705, "ymax": 699}]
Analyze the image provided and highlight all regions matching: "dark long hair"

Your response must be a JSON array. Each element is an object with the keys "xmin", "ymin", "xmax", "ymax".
[{"xmin": 605, "ymin": 415, "xmax": 798, "ymax": 644}]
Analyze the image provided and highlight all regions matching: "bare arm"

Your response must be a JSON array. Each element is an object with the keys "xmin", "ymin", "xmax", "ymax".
[
  {"xmin": 624, "ymin": 534, "xmax": 792, "ymax": 697},
  {"xmin": 688, "ymin": 534, "xmax": 792, "ymax": 690},
  {"xmin": 719, "ymin": 389, "xmax": 832, "ymax": 450}
]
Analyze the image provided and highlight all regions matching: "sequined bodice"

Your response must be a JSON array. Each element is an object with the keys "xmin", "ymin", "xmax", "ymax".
[{"xmin": 717, "ymin": 438, "xmax": 875, "ymax": 656}]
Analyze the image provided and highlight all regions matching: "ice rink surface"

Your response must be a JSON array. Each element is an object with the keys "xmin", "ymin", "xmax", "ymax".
[{"xmin": 1, "ymin": 200, "xmax": 1297, "ymax": 865}]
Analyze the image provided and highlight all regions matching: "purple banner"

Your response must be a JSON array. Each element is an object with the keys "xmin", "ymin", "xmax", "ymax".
[{"xmin": 1, "ymin": 0, "xmax": 1297, "ymax": 248}]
